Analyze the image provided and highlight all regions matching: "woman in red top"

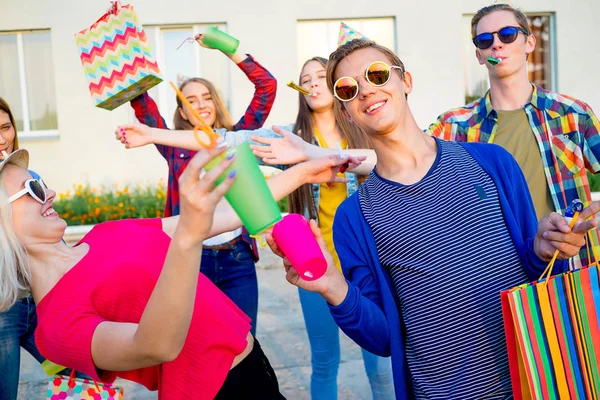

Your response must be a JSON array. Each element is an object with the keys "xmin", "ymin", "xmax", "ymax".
[
  {"xmin": 130, "ymin": 36, "xmax": 277, "ymax": 336},
  {"xmin": 0, "ymin": 147, "xmax": 358, "ymax": 399}
]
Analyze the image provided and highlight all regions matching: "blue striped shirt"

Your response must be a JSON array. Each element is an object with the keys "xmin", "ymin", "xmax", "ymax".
[{"xmin": 359, "ymin": 139, "xmax": 528, "ymax": 399}]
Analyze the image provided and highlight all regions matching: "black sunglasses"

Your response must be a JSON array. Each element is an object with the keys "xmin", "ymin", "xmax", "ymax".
[{"xmin": 472, "ymin": 26, "xmax": 529, "ymax": 50}]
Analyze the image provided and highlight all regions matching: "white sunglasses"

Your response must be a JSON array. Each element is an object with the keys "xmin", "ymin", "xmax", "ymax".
[{"xmin": 9, "ymin": 179, "xmax": 48, "ymax": 204}]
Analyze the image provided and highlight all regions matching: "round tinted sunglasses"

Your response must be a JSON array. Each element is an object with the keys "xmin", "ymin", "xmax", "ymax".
[
  {"xmin": 472, "ymin": 26, "xmax": 529, "ymax": 50},
  {"xmin": 8, "ymin": 179, "xmax": 48, "ymax": 204},
  {"xmin": 334, "ymin": 61, "xmax": 404, "ymax": 102}
]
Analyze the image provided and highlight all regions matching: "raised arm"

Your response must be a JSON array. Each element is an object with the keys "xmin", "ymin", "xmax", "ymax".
[
  {"xmin": 91, "ymin": 147, "xmax": 236, "ymax": 372},
  {"xmin": 229, "ymin": 53, "xmax": 277, "ymax": 130},
  {"xmin": 194, "ymin": 31, "xmax": 276, "ymax": 130}
]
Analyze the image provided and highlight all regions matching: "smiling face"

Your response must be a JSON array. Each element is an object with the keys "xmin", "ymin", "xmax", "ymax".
[
  {"xmin": 474, "ymin": 10, "xmax": 535, "ymax": 80},
  {"xmin": 0, "ymin": 111, "xmax": 16, "ymax": 155},
  {"xmin": 179, "ymin": 81, "xmax": 218, "ymax": 127},
  {"xmin": 2, "ymin": 165, "xmax": 65, "ymax": 247},
  {"xmin": 300, "ymin": 60, "xmax": 334, "ymax": 113},
  {"xmin": 334, "ymin": 47, "xmax": 413, "ymax": 138}
]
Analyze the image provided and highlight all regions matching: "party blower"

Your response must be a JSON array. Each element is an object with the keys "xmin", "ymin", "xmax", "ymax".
[
  {"xmin": 272, "ymin": 214, "xmax": 327, "ymax": 281},
  {"xmin": 177, "ymin": 26, "xmax": 239, "ymax": 54}
]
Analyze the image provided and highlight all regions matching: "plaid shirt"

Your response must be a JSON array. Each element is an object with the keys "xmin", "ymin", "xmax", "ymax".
[
  {"xmin": 130, "ymin": 54, "xmax": 277, "ymax": 217},
  {"xmin": 426, "ymin": 83, "xmax": 600, "ymax": 269}
]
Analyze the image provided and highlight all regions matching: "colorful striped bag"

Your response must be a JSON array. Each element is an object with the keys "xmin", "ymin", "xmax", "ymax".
[
  {"xmin": 501, "ymin": 230, "xmax": 600, "ymax": 400},
  {"xmin": 74, "ymin": 2, "xmax": 162, "ymax": 110}
]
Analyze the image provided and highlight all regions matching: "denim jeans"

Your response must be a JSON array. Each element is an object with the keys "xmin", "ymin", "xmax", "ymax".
[
  {"xmin": 0, "ymin": 296, "xmax": 46, "ymax": 400},
  {"xmin": 201, "ymin": 241, "xmax": 259, "ymax": 336},
  {"xmin": 298, "ymin": 288, "xmax": 395, "ymax": 400}
]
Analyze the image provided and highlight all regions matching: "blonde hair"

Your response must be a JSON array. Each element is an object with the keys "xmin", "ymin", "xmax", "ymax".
[
  {"xmin": 0, "ymin": 168, "xmax": 31, "ymax": 312},
  {"xmin": 173, "ymin": 77, "xmax": 234, "ymax": 131}
]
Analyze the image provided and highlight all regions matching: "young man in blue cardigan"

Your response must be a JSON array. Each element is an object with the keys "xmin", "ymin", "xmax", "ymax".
[{"xmin": 267, "ymin": 39, "xmax": 600, "ymax": 399}]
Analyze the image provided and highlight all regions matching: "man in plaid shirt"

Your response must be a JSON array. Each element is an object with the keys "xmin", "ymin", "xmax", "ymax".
[{"xmin": 427, "ymin": 3, "xmax": 600, "ymax": 269}]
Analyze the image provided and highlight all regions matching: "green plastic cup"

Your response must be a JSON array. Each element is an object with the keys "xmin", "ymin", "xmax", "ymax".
[
  {"xmin": 206, "ymin": 142, "xmax": 282, "ymax": 234},
  {"xmin": 202, "ymin": 26, "xmax": 240, "ymax": 54}
]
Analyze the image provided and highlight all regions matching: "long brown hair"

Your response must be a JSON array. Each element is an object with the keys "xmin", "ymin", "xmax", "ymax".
[
  {"xmin": 0, "ymin": 97, "xmax": 19, "ymax": 150},
  {"xmin": 173, "ymin": 78, "xmax": 234, "ymax": 131},
  {"xmin": 288, "ymin": 57, "xmax": 371, "ymax": 220}
]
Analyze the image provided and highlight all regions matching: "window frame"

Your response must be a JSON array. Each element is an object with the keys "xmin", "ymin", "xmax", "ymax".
[
  {"xmin": 295, "ymin": 17, "xmax": 397, "ymax": 73},
  {"xmin": 0, "ymin": 29, "xmax": 59, "ymax": 141},
  {"xmin": 530, "ymin": 12, "xmax": 558, "ymax": 91}
]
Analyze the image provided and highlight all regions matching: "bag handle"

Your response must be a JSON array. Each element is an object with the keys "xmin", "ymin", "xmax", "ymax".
[
  {"xmin": 539, "ymin": 207, "xmax": 582, "ymax": 284},
  {"xmin": 585, "ymin": 230, "xmax": 599, "ymax": 268},
  {"xmin": 107, "ymin": 1, "xmax": 122, "ymax": 15},
  {"xmin": 67, "ymin": 368, "xmax": 102, "ymax": 392}
]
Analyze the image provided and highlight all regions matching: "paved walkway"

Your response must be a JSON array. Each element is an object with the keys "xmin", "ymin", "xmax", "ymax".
[{"xmin": 17, "ymin": 250, "xmax": 374, "ymax": 399}]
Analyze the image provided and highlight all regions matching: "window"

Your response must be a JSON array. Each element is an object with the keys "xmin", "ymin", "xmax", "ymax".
[
  {"xmin": 463, "ymin": 13, "xmax": 556, "ymax": 104},
  {"xmin": 0, "ymin": 30, "xmax": 58, "ymax": 139},
  {"xmin": 296, "ymin": 18, "xmax": 396, "ymax": 74},
  {"xmin": 143, "ymin": 24, "xmax": 231, "ymax": 128}
]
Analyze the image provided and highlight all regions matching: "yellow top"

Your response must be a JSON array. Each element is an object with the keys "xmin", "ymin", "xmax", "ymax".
[
  {"xmin": 314, "ymin": 128, "xmax": 347, "ymax": 272},
  {"xmin": 493, "ymin": 109, "xmax": 554, "ymax": 222}
]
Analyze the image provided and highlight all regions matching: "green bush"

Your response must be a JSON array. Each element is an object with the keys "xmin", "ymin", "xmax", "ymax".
[
  {"xmin": 54, "ymin": 181, "xmax": 289, "ymax": 226},
  {"xmin": 588, "ymin": 172, "xmax": 600, "ymax": 192},
  {"xmin": 53, "ymin": 182, "xmax": 166, "ymax": 226},
  {"xmin": 277, "ymin": 196, "xmax": 288, "ymax": 213}
]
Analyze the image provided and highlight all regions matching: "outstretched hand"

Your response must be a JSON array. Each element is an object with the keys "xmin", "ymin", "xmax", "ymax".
[
  {"xmin": 251, "ymin": 125, "xmax": 309, "ymax": 165},
  {"xmin": 299, "ymin": 155, "xmax": 366, "ymax": 184},
  {"xmin": 115, "ymin": 123, "xmax": 154, "ymax": 149},
  {"xmin": 534, "ymin": 202, "xmax": 600, "ymax": 261}
]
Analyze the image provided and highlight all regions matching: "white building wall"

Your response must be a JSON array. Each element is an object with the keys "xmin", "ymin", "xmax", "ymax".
[{"xmin": 1, "ymin": 0, "xmax": 599, "ymax": 193}]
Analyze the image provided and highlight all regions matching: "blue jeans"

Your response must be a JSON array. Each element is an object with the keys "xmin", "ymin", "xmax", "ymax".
[
  {"xmin": 201, "ymin": 241, "xmax": 259, "ymax": 336},
  {"xmin": 298, "ymin": 288, "xmax": 395, "ymax": 400},
  {"xmin": 0, "ymin": 296, "xmax": 46, "ymax": 400}
]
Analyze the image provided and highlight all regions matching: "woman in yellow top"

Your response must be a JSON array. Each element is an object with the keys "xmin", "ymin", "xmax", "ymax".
[{"xmin": 273, "ymin": 57, "xmax": 395, "ymax": 400}]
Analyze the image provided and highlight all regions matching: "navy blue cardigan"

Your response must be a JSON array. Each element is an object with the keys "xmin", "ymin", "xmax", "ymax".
[{"xmin": 330, "ymin": 142, "xmax": 567, "ymax": 398}]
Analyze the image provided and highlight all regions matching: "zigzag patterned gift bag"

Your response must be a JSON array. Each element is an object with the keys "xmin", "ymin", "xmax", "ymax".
[
  {"xmin": 74, "ymin": 1, "xmax": 162, "ymax": 110},
  {"xmin": 501, "ymin": 206, "xmax": 600, "ymax": 400}
]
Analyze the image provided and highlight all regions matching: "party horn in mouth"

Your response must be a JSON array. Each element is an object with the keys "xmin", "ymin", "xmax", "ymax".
[
  {"xmin": 287, "ymin": 80, "xmax": 314, "ymax": 96},
  {"xmin": 488, "ymin": 56, "xmax": 501, "ymax": 66}
]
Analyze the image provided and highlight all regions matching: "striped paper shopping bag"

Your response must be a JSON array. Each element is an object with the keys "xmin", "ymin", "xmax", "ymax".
[
  {"xmin": 501, "ymin": 253, "xmax": 600, "ymax": 399},
  {"xmin": 74, "ymin": 2, "xmax": 162, "ymax": 110}
]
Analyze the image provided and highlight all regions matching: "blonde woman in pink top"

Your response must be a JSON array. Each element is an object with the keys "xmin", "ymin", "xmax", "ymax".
[{"xmin": 0, "ymin": 147, "xmax": 361, "ymax": 399}]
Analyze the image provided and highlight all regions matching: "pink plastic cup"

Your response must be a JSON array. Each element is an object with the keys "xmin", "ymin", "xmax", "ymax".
[{"xmin": 272, "ymin": 214, "xmax": 327, "ymax": 281}]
